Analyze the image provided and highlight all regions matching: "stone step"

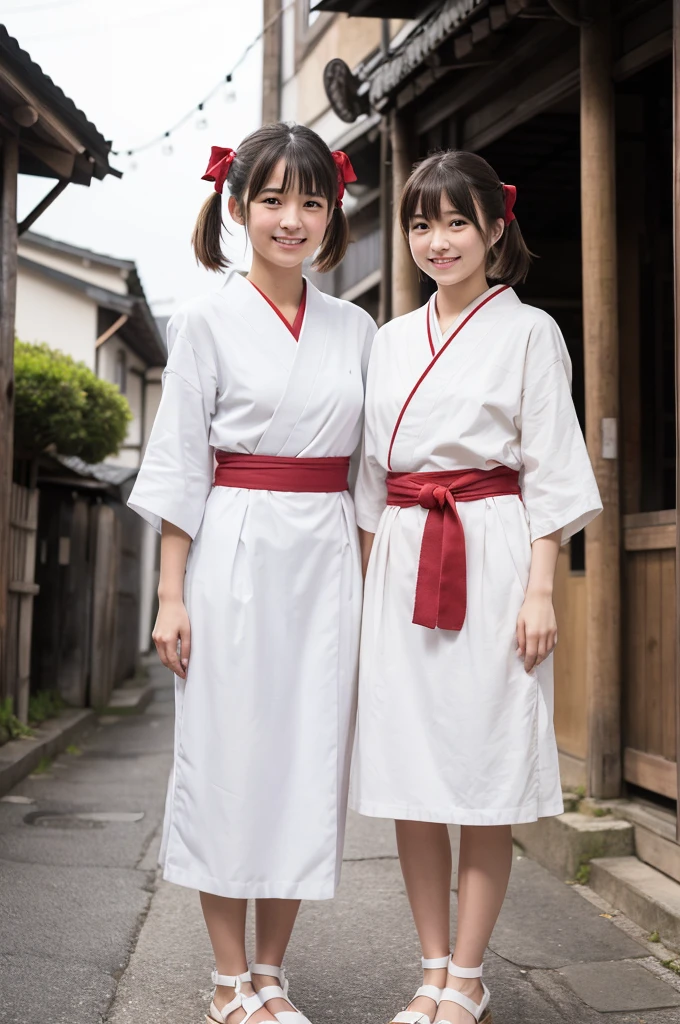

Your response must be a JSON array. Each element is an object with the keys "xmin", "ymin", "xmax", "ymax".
[
  {"xmin": 513, "ymin": 812, "xmax": 634, "ymax": 880},
  {"xmin": 590, "ymin": 856, "xmax": 680, "ymax": 952},
  {"xmin": 583, "ymin": 798, "xmax": 680, "ymax": 885},
  {"xmin": 105, "ymin": 682, "xmax": 153, "ymax": 714}
]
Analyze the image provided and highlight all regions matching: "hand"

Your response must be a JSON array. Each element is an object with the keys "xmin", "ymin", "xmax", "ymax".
[
  {"xmin": 516, "ymin": 589, "xmax": 557, "ymax": 673},
  {"xmin": 152, "ymin": 598, "xmax": 191, "ymax": 679}
]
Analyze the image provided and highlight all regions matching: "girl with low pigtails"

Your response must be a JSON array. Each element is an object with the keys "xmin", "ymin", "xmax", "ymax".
[
  {"xmin": 351, "ymin": 151, "xmax": 602, "ymax": 1023},
  {"xmin": 128, "ymin": 122, "xmax": 376, "ymax": 1024}
]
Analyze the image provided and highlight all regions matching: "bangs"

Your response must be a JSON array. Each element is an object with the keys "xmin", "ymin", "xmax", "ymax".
[
  {"xmin": 245, "ymin": 137, "xmax": 336, "ymax": 209},
  {"xmin": 400, "ymin": 159, "xmax": 483, "ymax": 236}
]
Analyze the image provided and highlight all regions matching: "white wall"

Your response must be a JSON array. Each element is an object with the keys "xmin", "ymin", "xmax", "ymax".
[
  {"xmin": 99, "ymin": 337, "xmax": 147, "ymax": 468},
  {"xmin": 18, "ymin": 241, "xmax": 129, "ymax": 295},
  {"xmin": 15, "ymin": 267, "xmax": 98, "ymax": 368}
]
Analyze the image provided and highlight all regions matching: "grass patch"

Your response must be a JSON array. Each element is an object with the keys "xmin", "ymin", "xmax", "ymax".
[
  {"xmin": 574, "ymin": 784, "xmax": 586, "ymax": 799},
  {"xmin": 28, "ymin": 690, "xmax": 65, "ymax": 726},
  {"xmin": 65, "ymin": 744, "xmax": 82, "ymax": 756},
  {"xmin": 650, "ymin": 931, "xmax": 660, "ymax": 943},
  {"xmin": 575, "ymin": 863, "xmax": 591, "ymax": 885},
  {"xmin": 31, "ymin": 755, "xmax": 52, "ymax": 775},
  {"xmin": 662, "ymin": 959, "xmax": 680, "ymax": 976},
  {"xmin": 0, "ymin": 697, "xmax": 34, "ymax": 745},
  {"xmin": 592, "ymin": 807, "xmax": 611, "ymax": 818}
]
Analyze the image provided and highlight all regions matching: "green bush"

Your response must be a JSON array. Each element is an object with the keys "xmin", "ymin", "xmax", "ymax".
[{"xmin": 14, "ymin": 340, "xmax": 132, "ymax": 463}]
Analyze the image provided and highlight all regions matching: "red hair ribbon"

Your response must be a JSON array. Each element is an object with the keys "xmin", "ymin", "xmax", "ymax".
[
  {"xmin": 331, "ymin": 150, "xmax": 357, "ymax": 208},
  {"xmin": 502, "ymin": 183, "xmax": 517, "ymax": 225},
  {"xmin": 202, "ymin": 146, "xmax": 237, "ymax": 195}
]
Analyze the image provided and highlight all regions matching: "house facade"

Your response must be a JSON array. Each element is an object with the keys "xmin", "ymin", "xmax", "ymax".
[{"xmin": 15, "ymin": 232, "xmax": 165, "ymax": 656}]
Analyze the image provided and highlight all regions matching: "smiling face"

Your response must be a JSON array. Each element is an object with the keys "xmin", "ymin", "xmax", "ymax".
[
  {"xmin": 228, "ymin": 158, "xmax": 331, "ymax": 270},
  {"xmin": 408, "ymin": 189, "xmax": 504, "ymax": 287}
]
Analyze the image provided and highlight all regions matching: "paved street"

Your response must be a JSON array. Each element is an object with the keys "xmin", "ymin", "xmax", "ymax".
[{"xmin": 2, "ymin": 663, "xmax": 680, "ymax": 1023}]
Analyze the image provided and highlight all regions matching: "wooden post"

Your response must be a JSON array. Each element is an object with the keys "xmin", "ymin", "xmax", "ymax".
[
  {"xmin": 261, "ymin": 0, "xmax": 281, "ymax": 125},
  {"xmin": 390, "ymin": 112, "xmax": 420, "ymax": 317},
  {"xmin": 673, "ymin": 0, "xmax": 680, "ymax": 840},
  {"xmin": 581, "ymin": 3, "xmax": 622, "ymax": 798},
  {"xmin": 0, "ymin": 135, "xmax": 19, "ymax": 699},
  {"xmin": 378, "ymin": 115, "xmax": 392, "ymax": 326}
]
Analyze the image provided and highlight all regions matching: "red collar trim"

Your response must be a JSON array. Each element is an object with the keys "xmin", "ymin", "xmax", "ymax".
[{"xmin": 249, "ymin": 279, "xmax": 307, "ymax": 342}]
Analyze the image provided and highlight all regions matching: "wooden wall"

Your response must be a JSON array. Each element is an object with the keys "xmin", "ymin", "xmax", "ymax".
[
  {"xmin": 553, "ymin": 545, "xmax": 588, "ymax": 764},
  {"xmin": 623, "ymin": 510, "xmax": 677, "ymax": 798}
]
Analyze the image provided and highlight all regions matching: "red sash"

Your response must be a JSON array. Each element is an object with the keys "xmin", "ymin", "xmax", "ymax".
[
  {"xmin": 214, "ymin": 452, "xmax": 350, "ymax": 492},
  {"xmin": 386, "ymin": 466, "xmax": 522, "ymax": 631}
]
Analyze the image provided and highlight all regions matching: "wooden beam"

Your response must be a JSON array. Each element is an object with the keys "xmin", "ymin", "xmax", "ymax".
[
  {"xmin": 0, "ymin": 136, "xmax": 19, "ymax": 700},
  {"xmin": 624, "ymin": 748, "xmax": 678, "ymax": 801},
  {"xmin": 17, "ymin": 178, "xmax": 68, "ymax": 235},
  {"xmin": 390, "ymin": 112, "xmax": 420, "ymax": 318},
  {"xmin": 95, "ymin": 313, "xmax": 129, "ymax": 349},
  {"xmin": 673, "ymin": 0, "xmax": 680, "ymax": 842},
  {"xmin": 581, "ymin": 2, "xmax": 622, "ymax": 800}
]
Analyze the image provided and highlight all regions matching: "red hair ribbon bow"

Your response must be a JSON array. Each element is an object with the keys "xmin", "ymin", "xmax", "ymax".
[
  {"xmin": 202, "ymin": 146, "xmax": 237, "ymax": 195},
  {"xmin": 331, "ymin": 150, "xmax": 357, "ymax": 208},
  {"xmin": 502, "ymin": 183, "xmax": 517, "ymax": 225}
]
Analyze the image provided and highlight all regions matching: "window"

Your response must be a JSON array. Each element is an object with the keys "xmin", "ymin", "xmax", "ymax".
[
  {"xmin": 115, "ymin": 349, "xmax": 127, "ymax": 395},
  {"xmin": 307, "ymin": 1, "xmax": 320, "ymax": 26}
]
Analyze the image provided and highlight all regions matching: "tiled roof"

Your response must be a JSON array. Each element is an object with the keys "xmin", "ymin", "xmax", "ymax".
[{"xmin": 0, "ymin": 24, "xmax": 117, "ymax": 179}]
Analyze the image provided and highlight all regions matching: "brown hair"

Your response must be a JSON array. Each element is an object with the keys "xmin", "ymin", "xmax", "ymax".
[
  {"xmin": 192, "ymin": 122, "xmax": 349, "ymax": 273},
  {"xmin": 399, "ymin": 150, "xmax": 532, "ymax": 286}
]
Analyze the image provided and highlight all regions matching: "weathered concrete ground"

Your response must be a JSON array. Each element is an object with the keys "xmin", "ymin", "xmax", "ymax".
[{"xmin": 2, "ymin": 663, "xmax": 680, "ymax": 1023}]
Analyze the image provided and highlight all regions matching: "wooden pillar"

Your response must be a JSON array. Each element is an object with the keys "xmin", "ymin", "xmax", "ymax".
[
  {"xmin": 0, "ymin": 135, "xmax": 19, "ymax": 700},
  {"xmin": 390, "ymin": 111, "xmax": 420, "ymax": 317},
  {"xmin": 261, "ymin": 0, "xmax": 281, "ymax": 124},
  {"xmin": 581, "ymin": 4, "xmax": 622, "ymax": 799},
  {"xmin": 378, "ymin": 115, "xmax": 393, "ymax": 326},
  {"xmin": 673, "ymin": 0, "xmax": 680, "ymax": 839}
]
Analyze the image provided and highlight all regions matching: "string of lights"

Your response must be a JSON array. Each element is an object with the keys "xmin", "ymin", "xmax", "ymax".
[{"xmin": 111, "ymin": 0, "xmax": 295, "ymax": 158}]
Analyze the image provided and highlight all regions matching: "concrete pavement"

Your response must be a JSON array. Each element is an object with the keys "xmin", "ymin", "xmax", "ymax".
[
  {"xmin": 2, "ymin": 663, "xmax": 680, "ymax": 1022},
  {"xmin": 0, "ymin": 660, "xmax": 174, "ymax": 1024}
]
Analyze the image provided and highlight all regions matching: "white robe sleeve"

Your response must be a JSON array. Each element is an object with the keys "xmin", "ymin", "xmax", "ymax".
[
  {"xmin": 354, "ymin": 337, "xmax": 388, "ymax": 533},
  {"xmin": 518, "ymin": 316, "xmax": 602, "ymax": 544},
  {"xmin": 128, "ymin": 319, "xmax": 217, "ymax": 540}
]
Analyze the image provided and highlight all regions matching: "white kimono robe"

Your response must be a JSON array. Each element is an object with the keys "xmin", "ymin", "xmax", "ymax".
[
  {"xmin": 128, "ymin": 270, "xmax": 376, "ymax": 898},
  {"xmin": 351, "ymin": 285, "xmax": 601, "ymax": 826}
]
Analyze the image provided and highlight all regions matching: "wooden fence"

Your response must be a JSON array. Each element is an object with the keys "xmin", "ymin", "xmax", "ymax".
[{"xmin": 4, "ymin": 482, "xmax": 39, "ymax": 722}]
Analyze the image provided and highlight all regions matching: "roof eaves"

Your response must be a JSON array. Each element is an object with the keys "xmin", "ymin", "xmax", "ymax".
[
  {"xmin": 18, "ymin": 254, "xmax": 134, "ymax": 315},
  {"xmin": 367, "ymin": 0, "xmax": 490, "ymax": 109},
  {"xmin": 21, "ymin": 231, "xmax": 136, "ymax": 272},
  {"xmin": 0, "ymin": 25, "xmax": 118, "ymax": 179}
]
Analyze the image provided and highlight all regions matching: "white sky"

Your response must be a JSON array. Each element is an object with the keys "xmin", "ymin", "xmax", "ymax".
[{"xmin": 1, "ymin": 0, "xmax": 264, "ymax": 313}]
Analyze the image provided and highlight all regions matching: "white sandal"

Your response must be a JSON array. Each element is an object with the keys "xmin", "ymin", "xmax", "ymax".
[
  {"xmin": 390, "ymin": 955, "xmax": 450, "ymax": 1024},
  {"xmin": 207, "ymin": 968, "xmax": 263, "ymax": 1024},
  {"xmin": 437, "ymin": 958, "xmax": 491, "ymax": 1024},
  {"xmin": 250, "ymin": 963, "xmax": 312, "ymax": 1024}
]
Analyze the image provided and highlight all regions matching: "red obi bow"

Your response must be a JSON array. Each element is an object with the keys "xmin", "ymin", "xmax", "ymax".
[
  {"xmin": 331, "ymin": 150, "xmax": 357, "ymax": 208},
  {"xmin": 386, "ymin": 466, "xmax": 522, "ymax": 631},
  {"xmin": 202, "ymin": 146, "xmax": 237, "ymax": 195},
  {"xmin": 502, "ymin": 183, "xmax": 517, "ymax": 225}
]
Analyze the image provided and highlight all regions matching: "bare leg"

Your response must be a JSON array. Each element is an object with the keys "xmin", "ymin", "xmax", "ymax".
[
  {"xmin": 252, "ymin": 899, "xmax": 302, "ymax": 1015},
  {"xmin": 200, "ymin": 893, "xmax": 277, "ymax": 1023},
  {"xmin": 435, "ymin": 825, "xmax": 513, "ymax": 1023},
  {"xmin": 393, "ymin": 821, "xmax": 452, "ymax": 1021}
]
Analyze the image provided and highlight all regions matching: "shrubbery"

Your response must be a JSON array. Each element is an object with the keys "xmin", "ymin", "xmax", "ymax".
[{"xmin": 14, "ymin": 340, "xmax": 131, "ymax": 463}]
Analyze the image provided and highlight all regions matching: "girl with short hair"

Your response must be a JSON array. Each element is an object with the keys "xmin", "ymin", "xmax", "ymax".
[{"xmin": 352, "ymin": 150, "xmax": 601, "ymax": 1024}]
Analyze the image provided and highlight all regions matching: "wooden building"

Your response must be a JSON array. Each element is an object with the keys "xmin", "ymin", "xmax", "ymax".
[
  {"xmin": 0, "ymin": 26, "xmax": 118, "ymax": 719},
  {"xmin": 264, "ymin": 0, "xmax": 680, "ymax": 878}
]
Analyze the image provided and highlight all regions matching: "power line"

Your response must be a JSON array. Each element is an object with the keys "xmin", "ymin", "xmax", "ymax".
[
  {"xmin": 112, "ymin": 0, "xmax": 294, "ymax": 158},
  {"xmin": 0, "ymin": 0, "xmax": 85, "ymax": 13}
]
